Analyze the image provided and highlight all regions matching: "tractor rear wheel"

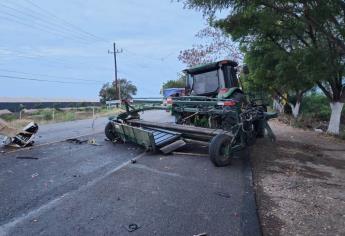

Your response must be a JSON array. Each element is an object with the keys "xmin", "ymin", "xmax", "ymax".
[
  {"xmin": 105, "ymin": 122, "xmax": 117, "ymax": 141},
  {"xmin": 209, "ymin": 133, "xmax": 233, "ymax": 167},
  {"xmin": 254, "ymin": 120, "xmax": 265, "ymax": 138}
]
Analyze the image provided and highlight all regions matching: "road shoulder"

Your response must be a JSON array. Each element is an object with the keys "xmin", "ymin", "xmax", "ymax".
[{"xmin": 251, "ymin": 120, "xmax": 345, "ymax": 235}]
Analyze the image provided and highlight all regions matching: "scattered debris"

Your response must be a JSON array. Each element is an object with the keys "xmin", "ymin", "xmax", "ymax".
[
  {"xmin": 31, "ymin": 173, "xmax": 39, "ymax": 178},
  {"xmin": 172, "ymin": 151, "xmax": 209, "ymax": 157},
  {"xmin": 0, "ymin": 119, "xmax": 39, "ymax": 148},
  {"xmin": 88, "ymin": 138, "xmax": 103, "ymax": 146},
  {"xmin": 104, "ymin": 138, "xmax": 110, "ymax": 141},
  {"xmin": 193, "ymin": 233, "xmax": 207, "ymax": 236},
  {"xmin": 66, "ymin": 137, "xmax": 103, "ymax": 146},
  {"xmin": 124, "ymin": 224, "xmax": 141, "ymax": 232},
  {"xmin": 214, "ymin": 192, "xmax": 231, "ymax": 198},
  {"xmin": 131, "ymin": 159, "xmax": 137, "ymax": 164},
  {"xmin": 16, "ymin": 156, "xmax": 39, "ymax": 160},
  {"xmin": 66, "ymin": 138, "xmax": 88, "ymax": 144}
]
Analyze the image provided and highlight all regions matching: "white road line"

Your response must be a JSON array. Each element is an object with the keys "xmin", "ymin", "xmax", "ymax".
[
  {"xmin": 0, "ymin": 152, "xmax": 147, "ymax": 236},
  {"xmin": 128, "ymin": 163, "xmax": 183, "ymax": 178}
]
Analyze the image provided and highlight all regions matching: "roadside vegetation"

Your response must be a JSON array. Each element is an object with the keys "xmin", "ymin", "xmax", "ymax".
[
  {"xmin": 0, "ymin": 107, "xmax": 122, "ymax": 128},
  {"xmin": 178, "ymin": 0, "xmax": 345, "ymax": 136},
  {"xmin": 281, "ymin": 94, "xmax": 345, "ymax": 139},
  {"xmin": 99, "ymin": 78, "xmax": 137, "ymax": 103}
]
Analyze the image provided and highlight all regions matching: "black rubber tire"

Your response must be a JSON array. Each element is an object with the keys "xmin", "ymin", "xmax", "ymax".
[
  {"xmin": 105, "ymin": 122, "xmax": 117, "ymax": 141},
  {"xmin": 254, "ymin": 120, "xmax": 265, "ymax": 138},
  {"xmin": 209, "ymin": 133, "xmax": 233, "ymax": 167}
]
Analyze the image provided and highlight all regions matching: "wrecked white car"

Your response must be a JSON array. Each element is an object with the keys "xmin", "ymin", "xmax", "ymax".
[{"xmin": 0, "ymin": 119, "xmax": 39, "ymax": 148}]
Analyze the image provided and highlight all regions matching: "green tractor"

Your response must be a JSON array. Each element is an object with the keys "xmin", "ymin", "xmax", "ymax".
[
  {"xmin": 170, "ymin": 60, "xmax": 276, "ymax": 164},
  {"xmin": 105, "ymin": 60, "xmax": 276, "ymax": 167},
  {"xmin": 172, "ymin": 60, "xmax": 261, "ymax": 131}
]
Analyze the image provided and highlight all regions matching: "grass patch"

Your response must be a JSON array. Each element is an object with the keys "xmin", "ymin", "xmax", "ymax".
[
  {"xmin": 0, "ymin": 113, "xmax": 17, "ymax": 122},
  {"xmin": 6, "ymin": 107, "xmax": 123, "ymax": 125}
]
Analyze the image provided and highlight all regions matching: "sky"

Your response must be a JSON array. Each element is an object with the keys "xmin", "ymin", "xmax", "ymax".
[{"xmin": 0, "ymin": 0, "xmax": 207, "ymax": 100}]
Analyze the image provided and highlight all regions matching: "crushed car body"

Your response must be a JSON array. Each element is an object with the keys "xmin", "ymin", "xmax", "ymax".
[{"xmin": 0, "ymin": 119, "xmax": 39, "ymax": 148}]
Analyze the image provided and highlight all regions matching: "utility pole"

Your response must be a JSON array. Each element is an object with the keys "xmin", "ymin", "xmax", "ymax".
[{"xmin": 108, "ymin": 43, "xmax": 123, "ymax": 106}]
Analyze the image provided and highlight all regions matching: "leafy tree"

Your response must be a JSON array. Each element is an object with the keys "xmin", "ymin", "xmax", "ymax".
[
  {"xmin": 162, "ymin": 73, "xmax": 186, "ymax": 89},
  {"xmin": 244, "ymin": 40, "xmax": 314, "ymax": 118},
  {"xmin": 181, "ymin": 0, "xmax": 345, "ymax": 134},
  {"xmin": 99, "ymin": 79, "xmax": 137, "ymax": 104},
  {"xmin": 178, "ymin": 27, "xmax": 242, "ymax": 67}
]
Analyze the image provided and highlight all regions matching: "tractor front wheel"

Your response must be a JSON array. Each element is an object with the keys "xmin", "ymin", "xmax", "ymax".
[
  {"xmin": 105, "ymin": 122, "xmax": 117, "ymax": 141},
  {"xmin": 209, "ymin": 133, "xmax": 233, "ymax": 167}
]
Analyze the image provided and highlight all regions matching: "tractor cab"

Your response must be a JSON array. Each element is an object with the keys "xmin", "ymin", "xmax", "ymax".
[{"xmin": 184, "ymin": 60, "xmax": 242, "ymax": 99}]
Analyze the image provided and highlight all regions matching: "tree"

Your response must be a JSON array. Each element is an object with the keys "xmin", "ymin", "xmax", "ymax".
[
  {"xmin": 99, "ymin": 79, "xmax": 137, "ymax": 104},
  {"xmin": 162, "ymin": 73, "xmax": 186, "ymax": 89},
  {"xmin": 244, "ymin": 40, "xmax": 314, "ymax": 118},
  {"xmin": 178, "ymin": 26, "xmax": 242, "ymax": 67},
  {"xmin": 181, "ymin": 0, "xmax": 345, "ymax": 134}
]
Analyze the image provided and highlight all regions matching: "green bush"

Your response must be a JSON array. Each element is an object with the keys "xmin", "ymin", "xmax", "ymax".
[
  {"xmin": 301, "ymin": 94, "xmax": 331, "ymax": 121},
  {"xmin": 300, "ymin": 94, "xmax": 345, "ymax": 129},
  {"xmin": 63, "ymin": 112, "xmax": 76, "ymax": 121},
  {"xmin": 40, "ymin": 110, "xmax": 53, "ymax": 120},
  {"xmin": 0, "ymin": 113, "xmax": 17, "ymax": 121}
]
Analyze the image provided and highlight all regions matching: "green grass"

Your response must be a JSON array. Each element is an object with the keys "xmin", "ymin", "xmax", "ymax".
[
  {"xmin": 3, "ymin": 107, "xmax": 123, "ymax": 126},
  {"xmin": 0, "ymin": 113, "xmax": 17, "ymax": 122},
  {"xmin": 301, "ymin": 94, "xmax": 345, "ymax": 122}
]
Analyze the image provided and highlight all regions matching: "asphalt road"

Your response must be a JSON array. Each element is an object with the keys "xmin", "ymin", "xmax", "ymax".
[{"xmin": 0, "ymin": 111, "xmax": 260, "ymax": 236}]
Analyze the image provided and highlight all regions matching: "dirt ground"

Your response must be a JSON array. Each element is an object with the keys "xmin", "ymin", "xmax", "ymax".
[{"xmin": 251, "ymin": 120, "xmax": 345, "ymax": 236}]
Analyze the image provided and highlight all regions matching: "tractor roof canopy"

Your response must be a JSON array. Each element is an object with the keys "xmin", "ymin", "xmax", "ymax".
[{"xmin": 183, "ymin": 60, "xmax": 238, "ymax": 75}]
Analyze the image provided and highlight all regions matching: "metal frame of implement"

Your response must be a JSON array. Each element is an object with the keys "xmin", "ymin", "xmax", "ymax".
[{"xmin": 105, "ymin": 101, "xmax": 277, "ymax": 166}]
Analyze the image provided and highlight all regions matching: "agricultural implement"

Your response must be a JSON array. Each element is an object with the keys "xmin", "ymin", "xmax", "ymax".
[{"xmin": 105, "ymin": 60, "xmax": 277, "ymax": 166}]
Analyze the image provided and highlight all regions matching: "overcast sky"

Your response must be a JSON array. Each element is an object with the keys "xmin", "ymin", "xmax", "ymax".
[{"xmin": 0, "ymin": 0, "xmax": 206, "ymax": 99}]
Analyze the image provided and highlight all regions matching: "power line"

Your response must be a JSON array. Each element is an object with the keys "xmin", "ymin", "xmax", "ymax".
[
  {"xmin": 0, "ymin": 69, "xmax": 107, "ymax": 83},
  {"xmin": 23, "ymin": 0, "xmax": 108, "ymax": 43},
  {"xmin": 0, "ymin": 48, "xmax": 114, "ymax": 72},
  {"xmin": 0, "ymin": 12, "xmax": 92, "ymax": 44},
  {"xmin": 0, "ymin": 13, "xmax": 91, "ymax": 45},
  {"xmin": 15, "ymin": 0, "xmax": 101, "ymax": 42},
  {"xmin": 0, "ymin": 2, "xmax": 94, "ymax": 44},
  {"xmin": 0, "ymin": 74, "xmax": 103, "ymax": 85}
]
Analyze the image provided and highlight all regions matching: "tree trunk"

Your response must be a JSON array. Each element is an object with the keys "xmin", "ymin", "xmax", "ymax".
[
  {"xmin": 290, "ymin": 101, "xmax": 301, "ymax": 118},
  {"xmin": 327, "ymin": 102, "xmax": 344, "ymax": 135},
  {"xmin": 273, "ymin": 99, "xmax": 284, "ymax": 113}
]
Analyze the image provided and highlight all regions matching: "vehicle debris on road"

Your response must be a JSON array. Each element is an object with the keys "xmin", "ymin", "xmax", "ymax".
[
  {"xmin": 124, "ymin": 223, "xmax": 141, "ymax": 232},
  {"xmin": 172, "ymin": 151, "xmax": 209, "ymax": 157},
  {"xmin": 66, "ymin": 138, "xmax": 88, "ymax": 144},
  {"xmin": 31, "ymin": 173, "xmax": 39, "ymax": 178},
  {"xmin": 193, "ymin": 233, "xmax": 207, "ymax": 236},
  {"xmin": 66, "ymin": 137, "xmax": 103, "ymax": 146},
  {"xmin": 88, "ymin": 138, "xmax": 103, "ymax": 146},
  {"xmin": 16, "ymin": 156, "xmax": 39, "ymax": 160},
  {"xmin": 0, "ymin": 119, "xmax": 39, "ymax": 148},
  {"xmin": 214, "ymin": 191, "xmax": 231, "ymax": 198}
]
